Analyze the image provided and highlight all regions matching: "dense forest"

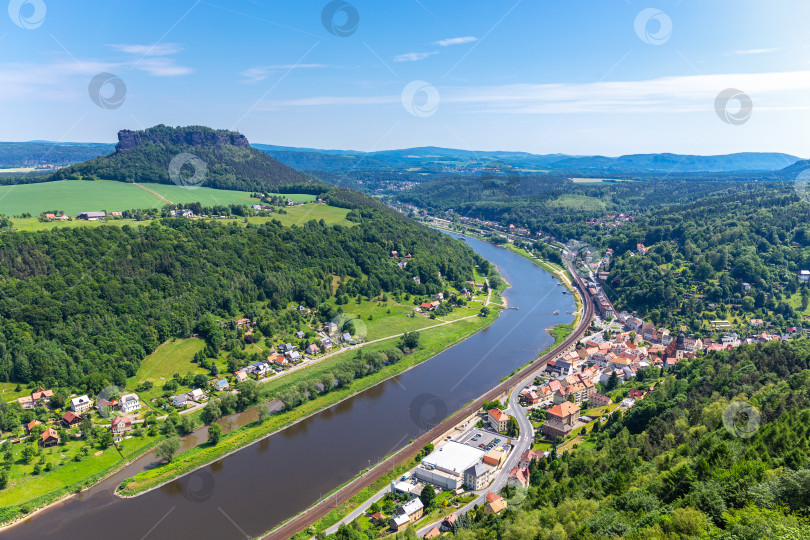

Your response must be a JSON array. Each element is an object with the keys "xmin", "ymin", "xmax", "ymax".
[
  {"xmin": 49, "ymin": 125, "xmax": 318, "ymax": 193},
  {"xmin": 444, "ymin": 339, "xmax": 810, "ymax": 539},
  {"xmin": 0, "ymin": 206, "xmax": 482, "ymax": 389},
  {"xmin": 402, "ymin": 177, "xmax": 810, "ymax": 332}
]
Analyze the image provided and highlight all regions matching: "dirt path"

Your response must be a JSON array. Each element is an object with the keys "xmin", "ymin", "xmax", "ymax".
[{"xmin": 133, "ymin": 183, "xmax": 173, "ymax": 204}]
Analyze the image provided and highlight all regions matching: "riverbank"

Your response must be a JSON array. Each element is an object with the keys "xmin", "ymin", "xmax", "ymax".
[{"xmin": 116, "ymin": 302, "xmax": 502, "ymax": 497}]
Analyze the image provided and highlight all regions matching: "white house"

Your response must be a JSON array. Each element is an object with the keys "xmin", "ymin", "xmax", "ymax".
[
  {"xmin": 119, "ymin": 393, "xmax": 141, "ymax": 414},
  {"xmin": 71, "ymin": 395, "xmax": 92, "ymax": 414}
]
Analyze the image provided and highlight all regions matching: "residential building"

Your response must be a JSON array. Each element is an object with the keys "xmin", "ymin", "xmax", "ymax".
[
  {"xmin": 518, "ymin": 449, "xmax": 541, "ymax": 469},
  {"xmin": 234, "ymin": 370, "xmax": 248, "ymax": 382},
  {"xmin": 463, "ymin": 463, "xmax": 494, "ymax": 490},
  {"xmin": 17, "ymin": 386, "xmax": 54, "ymax": 409},
  {"xmin": 110, "ymin": 416, "xmax": 132, "ymax": 443},
  {"xmin": 188, "ymin": 388, "xmax": 206, "ymax": 402},
  {"xmin": 62, "ymin": 411, "xmax": 82, "ymax": 427},
  {"xmin": 26, "ymin": 419, "xmax": 41, "ymax": 434},
  {"xmin": 483, "ymin": 492, "xmax": 507, "ymax": 515},
  {"xmin": 119, "ymin": 393, "xmax": 141, "ymax": 414},
  {"xmin": 41, "ymin": 427, "xmax": 59, "ymax": 447},
  {"xmin": 541, "ymin": 402, "xmax": 581, "ymax": 439},
  {"xmin": 389, "ymin": 498, "xmax": 424, "ymax": 531},
  {"xmin": 172, "ymin": 395, "xmax": 188, "ymax": 408},
  {"xmin": 71, "ymin": 395, "xmax": 92, "ymax": 414},
  {"xmin": 508, "ymin": 466, "xmax": 529, "ymax": 488},
  {"xmin": 589, "ymin": 394, "xmax": 612, "ymax": 407},
  {"xmin": 214, "ymin": 379, "xmax": 229, "ymax": 391},
  {"xmin": 488, "ymin": 408, "xmax": 509, "ymax": 432}
]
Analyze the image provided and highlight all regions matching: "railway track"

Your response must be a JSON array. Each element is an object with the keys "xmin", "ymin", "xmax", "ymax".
[{"xmin": 264, "ymin": 258, "xmax": 594, "ymax": 540}]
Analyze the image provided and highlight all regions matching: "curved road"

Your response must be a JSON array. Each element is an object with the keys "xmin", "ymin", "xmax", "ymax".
[{"xmin": 265, "ymin": 256, "xmax": 594, "ymax": 540}]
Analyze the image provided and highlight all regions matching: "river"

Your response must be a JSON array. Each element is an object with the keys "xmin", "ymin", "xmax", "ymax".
[{"xmin": 1, "ymin": 233, "xmax": 574, "ymax": 540}]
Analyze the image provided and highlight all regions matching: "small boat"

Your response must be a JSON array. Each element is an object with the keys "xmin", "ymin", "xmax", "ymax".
[{"xmin": 553, "ymin": 310, "xmax": 559, "ymax": 315}]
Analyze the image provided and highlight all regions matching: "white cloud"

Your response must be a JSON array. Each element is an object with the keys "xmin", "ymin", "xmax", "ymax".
[
  {"xmin": 394, "ymin": 51, "xmax": 438, "ymax": 63},
  {"xmin": 255, "ymin": 70, "xmax": 810, "ymax": 115},
  {"xmin": 724, "ymin": 48, "xmax": 781, "ymax": 56},
  {"xmin": 434, "ymin": 36, "xmax": 478, "ymax": 47},
  {"xmin": 109, "ymin": 43, "xmax": 183, "ymax": 56},
  {"xmin": 108, "ymin": 43, "xmax": 192, "ymax": 76},
  {"xmin": 240, "ymin": 64, "xmax": 330, "ymax": 83}
]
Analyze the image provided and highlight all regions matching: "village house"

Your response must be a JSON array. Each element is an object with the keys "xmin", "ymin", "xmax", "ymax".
[
  {"xmin": 119, "ymin": 393, "xmax": 141, "ymax": 414},
  {"xmin": 26, "ymin": 419, "xmax": 42, "ymax": 434},
  {"xmin": 41, "ymin": 427, "xmax": 59, "ymax": 447},
  {"xmin": 519, "ymin": 449, "xmax": 541, "ymax": 469},
  {"xmin": 188, "ymin": 388, "xmax": 206, "ymax": 402},
  {"xmin": 484, "ymin": 492, "xmax": 507, "ymax": 515},
  {"xmin": 71, "ymin": 395, "xmax": 92, "ymax": 414},
  {"xmin": 488, "ymin": 408, "xmax": 509, "ymax": 432},
  {"xmin": 324, "ymin": 322, "xmax": 339, "ymax": 335},
  {"xmin": 306, "ymin": 343, "xmax": 320, "ymax": 355},
  {"xmin": 61, "ymin": 411, "xmax": 82, "ymax": 427},
  {"xmin": 172, "ymin": 394, "xmax": 188, "ymax": 408},
  {"xmin": 589, "ymin": 393, "xmax": 612, "ymax": 407},
  {"xmin": 234, "ymin": 370, "xmax": 248, "ymax": 382},
  {"xmin": 17, "ymin": 386, "xmax": 54, "ymax": 409},
  {"xmin": 507, "ymin": 466, "xmax": 529, "ymax": 488},
  {"xmin": 464, "ymin": 462, "xmax": 495, "ymax": 490},
  {"xmin": 214, "ymin": 379, "xmax": 229, "ymax": 391},
  {"xmin": 541, "ymin": 402, "xmax": 581, "ymax": 440},
  {"xmin": 110, "ymin": 416, "xmax": 132, "ymax": 443},
  {"xmin": 389, "ymin": 498, "xmax": 424, "ymax": 532}
]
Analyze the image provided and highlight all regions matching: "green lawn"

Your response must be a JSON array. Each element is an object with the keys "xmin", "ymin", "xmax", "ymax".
[
  {"xmin": 0, "ymin": 179, "xmax": 313, "ymax": 216},
  {"xmin": 133, "ymin": 338, "xmax": 206, "ymax": 383},
  {"xmin": 0, "ymin": 432, "xmax": 162, "ymax": 509},
  {"xmin": 249, "ymin": 205, "xmax": 352, "ymax": 227}
]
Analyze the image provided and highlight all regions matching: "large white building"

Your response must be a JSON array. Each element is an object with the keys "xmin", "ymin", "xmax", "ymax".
[
  {"xmin": 119, "ymin": 393, "xmax": 141, "ymax": 414},
  {"xmin": 71, "ymin": 395, "xmax": 92, "ymax": 414},
  {"xmin": 413, "ymin": 441, "xmax": 485, "ymax": 490}
]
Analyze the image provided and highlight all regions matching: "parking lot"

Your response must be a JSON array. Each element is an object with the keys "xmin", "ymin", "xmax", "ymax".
[{"xmin": 455, "ymin": 427, "xmax": 510, "ymax": 452}]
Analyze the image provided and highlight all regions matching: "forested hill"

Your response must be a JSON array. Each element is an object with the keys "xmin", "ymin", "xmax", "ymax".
[
  {"xmin": 0, "ymin": 210, "xmax": 481, "ymax": 387},
  {"xmin": 453, "ymin": 339, "xmax": 810, "ymax": 539},
  {"xmin": 49, "ymin": 125, "xmax": 318, "ymax": 192}
]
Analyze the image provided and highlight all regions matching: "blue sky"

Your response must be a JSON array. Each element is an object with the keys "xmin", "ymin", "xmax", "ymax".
[{"xmin": 1, "ymin": 0, "xmax": 809, "ymax": 156}]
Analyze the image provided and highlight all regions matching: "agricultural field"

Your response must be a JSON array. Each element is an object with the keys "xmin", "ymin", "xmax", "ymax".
[
  {"xmin": 0, "ymin": 179, "xmax": 314, "ymax": 216},
  {"xmin": 248, "ymin": 204, "xmax": 352, "ymax": 227}
]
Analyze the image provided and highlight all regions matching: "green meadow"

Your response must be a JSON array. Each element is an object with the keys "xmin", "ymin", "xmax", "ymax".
[{"xmin": 0, "ymin": 180, "xmax": 314, "ymax": 216}]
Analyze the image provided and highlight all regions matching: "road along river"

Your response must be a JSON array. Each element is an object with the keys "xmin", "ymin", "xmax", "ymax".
[{"xmin": 1, "ymin": 233, "xmax": 574, "ymax": 540}]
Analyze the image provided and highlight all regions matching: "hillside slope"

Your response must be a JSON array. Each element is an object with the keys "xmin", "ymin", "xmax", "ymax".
[{"xmin": 50, "ymin": 125, "xmax": 318, "ymax": 192}]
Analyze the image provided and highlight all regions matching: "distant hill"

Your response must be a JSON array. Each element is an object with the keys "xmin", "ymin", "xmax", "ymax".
[
  {"xmin": 51, "ymin": 125, "xmax": 318, "ymax": 192},
  {"xmin": 255, "ymin": 145, "xmax": 801, "ymax": 175},
  {"xmin": 0, "ymin": 141, "xmax": 113, "ymax": 168}
]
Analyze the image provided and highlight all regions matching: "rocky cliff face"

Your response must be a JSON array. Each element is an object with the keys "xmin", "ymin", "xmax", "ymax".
[{"xmin": 115, "ymin": 126, "xmax": 250, "ymax": 153}]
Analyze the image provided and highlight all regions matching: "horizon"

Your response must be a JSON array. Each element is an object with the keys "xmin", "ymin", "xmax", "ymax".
[{"xmin": 2, "ymin": 1, "xmax": 809, "ymax": 156}]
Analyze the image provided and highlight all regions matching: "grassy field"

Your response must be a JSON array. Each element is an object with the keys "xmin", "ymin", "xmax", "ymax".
[
  {"xmin": 249, "ymin": 205, "xmax": 352, "ymax": 228},
  {"xmin": 0, "ymin": 180, "xmax": 314, "ymax": 216},
  {"xmin": 134, "ymin": 338, "xmax": 206, "ymax": 382}
]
